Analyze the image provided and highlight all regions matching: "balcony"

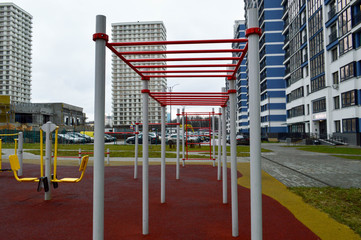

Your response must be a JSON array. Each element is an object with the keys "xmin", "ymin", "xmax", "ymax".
[{"xmin": 329, "ymin": 31, "xmax": 338, "ymax": 43}]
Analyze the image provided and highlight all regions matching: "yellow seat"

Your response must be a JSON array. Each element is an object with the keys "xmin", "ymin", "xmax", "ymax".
[
  {"xmin": 52, "ymin": 155, "xmax": 89, "ymax": 183},
  {"xmin": 9, "ymin": 155, "xmax": 39, "ymax": 182}
]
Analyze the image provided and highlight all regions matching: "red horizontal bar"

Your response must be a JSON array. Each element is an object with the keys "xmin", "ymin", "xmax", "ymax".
[
  {"xmin": 127, "ymin": 57, "xmax": 241, "ymax": 62},
  {"xmin": 151, "ymin": 92, "xmax": 228, "ymax": 95},
  {"xmin": 140, "ymin": 70, "xmax": 234, "ymax": 74},
  {"xmin": 119, "ymin": 49, "xmax": 245, "ymax": 55},
  {"xmin": 230, "ymin": 42, "xmax": 248, "ymax": 80},
  {"xmin": 134, "ymin": 64, "xmax": 237, "ymax": 68},
  {"xmin": 108, "ymin": 38, "xmax": 248, "ymax": 46},
  {"xmin": 144, "ymin": 74, "xmax": 232, "ymax": 78},
  {"xmin": 106, "ymin": 44, "xmax": 146, "ymax": 79}
]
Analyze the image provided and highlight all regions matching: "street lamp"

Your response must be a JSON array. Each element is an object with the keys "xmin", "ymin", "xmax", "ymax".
[{"xmin": 168, "ymin": 83, "xmax": 179, "ymax": 133}]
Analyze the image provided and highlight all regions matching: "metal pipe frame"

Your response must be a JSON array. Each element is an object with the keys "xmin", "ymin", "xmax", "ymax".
[
  {"xmin": 217, "ymin": 108, "xmax": 221, "ymax": 181},
  {"xmin": 228, "ymin": 79, "xmax": 238, "ymax": 237},
  {"xmin": 134, "ymin": 117, "xmax": 139, "ymax": 179},
  {"xmin": 142, "ymin": 80, "xmax": 150, "ymax": 235},
  {"xmin": 248, "ymin": 5, "xmax": 263, "ymax": 240},
  {"xmin": 221, "ymin": 104, "xmax": 227, "ymax": 204},
  {"xmin": 161, "ymin": 101, "xmax": 166, "ymax": 203},
  {"xmin": 176, "ymin": 109, "xmax": 180, "ymax": 179},
  {"xmin": 93, "ymin": 15, "xmax": 106, "ymax": 240}
]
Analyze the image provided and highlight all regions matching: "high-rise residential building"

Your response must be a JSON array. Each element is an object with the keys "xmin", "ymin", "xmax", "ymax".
[
  {"xmin": 282, "ymin": 0, "xmax": 361, "ymax": 145},
  {"xmin": 235, "ymin": 1, "xmax": 287, "ymax": 137},
  {"xmin": 0, "ymin": 3, "xmax": 32, "ymax": 103},
  {"xmin": 111, "ymin": 21, "xmax": 167, "ymax": 128},
  {"xmin": 233, "ymin": 20, "xmax": 249, "ymax": 133}
]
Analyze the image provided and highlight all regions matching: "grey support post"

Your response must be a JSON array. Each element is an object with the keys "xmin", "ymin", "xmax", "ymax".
[
  {"xmin": 228, "ymin": 79, "xmax": 238, "ymax": 237},
  {"xmin": 161, "ymin": 93, "xmax": 166, "ymax": 203},
  {"xmin": 176, "ymin": 108, "xmax": 180, "ymax": 179},
  {"xmin": 221, "ymin": 103, "xmax": 227, "ymax": 204},
  {"xmin": 134, "ymin": 117, "xmax": 139, "ymax": 179},
  {"xmin": 247, "ymin": 2, "xmax": 263, "ymax": 240},
  {"xmin": 17, "ymin": 132, "xmax": 23, "ymax": 176},
  {"xmin": 217, "ymin": 108, "xmax": 222, "ymax": 181},
  {"xmin": 142, "ymin": 79, "xmax": 150, "ymax": 235},
  {"xmin": 93, "ymin": 15, "xmax": 107, "ymax": 240}
]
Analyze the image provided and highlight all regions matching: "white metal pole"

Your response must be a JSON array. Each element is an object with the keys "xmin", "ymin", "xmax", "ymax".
[
  {"xmin": 106, "ymin": 148, "xmax": 110, "ymax": 165},
  {"xmin": 217, "ymin": 108, "xmax": 221, "ymax": 181},
  {"xmin": 142, "ymin": 79, "xmax": 150, "ymax": 235},
  {"xmin": 176, "ymin": 108, "xmax": 180, "ymax": 179},
  {"xmin": 221, "ymin": 104, "xmax": 227, "ymax": 204},
  {"xmin": 181, "ymin": 107, "xmax": 185, "ymax": 166},
  {"xmin": 247, "ymin": 4, "xmax": 263, "ymax": 240},
  {"xmin": 212, "ymin": 108, "xmax": 215, "ymax": 167},
  {"xmin": 78, "ymin": 148, "xmax": 82, "ymax": 165},
  {"xmin": 134, "ymin": 117, "xmax": 139, "ymax": 179},
  {"xmin": 161, "ymin": 101, "xmax": 166, "ymax": 203},
  {"xmin": 229, "ymin": 79, "xmax": 238, "ymax": 237},
  {"xmin": 42, "ymin": 121, "xmax": 56, "ymax": 201},
  {"xmin": 17, "ymin": 132, "xmax": 23, "ymax": 176},
  {"xmin": 93, "ymin": 14, "xmax": 106, "ymax": 240}
]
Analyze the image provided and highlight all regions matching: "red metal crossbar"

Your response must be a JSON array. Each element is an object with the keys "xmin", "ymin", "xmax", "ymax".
[
  {"xmin": 148, "ymin": 92, "xmax": 229, "ymax": 107},
  {"xmin": 105, "ymin": 38, "xmax": 248, "ymax": 81},
  {"xmin": 102, "ymin": 36, "xmax": 248, "ymax": 108}
]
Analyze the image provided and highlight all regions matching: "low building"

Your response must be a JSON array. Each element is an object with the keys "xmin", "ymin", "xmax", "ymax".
[{"xmin": 0, "ymin": 98, "xmax": 86, "ymax": 130}]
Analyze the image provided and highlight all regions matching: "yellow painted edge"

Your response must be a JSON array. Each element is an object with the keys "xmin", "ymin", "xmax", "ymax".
[{"xmin": 237, "ymin": 162, "xmax": 360, "ymax": 240}]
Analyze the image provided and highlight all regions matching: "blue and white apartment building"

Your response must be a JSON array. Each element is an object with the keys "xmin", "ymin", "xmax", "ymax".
[
  {"xmin": 282, "ymin": 0, "xmax": 361, "ymax": 145},
  {"xmin": 233, "ymin": 0, "xmax": 287, "ymax": 138},
  {"xmin": 233, "ymin": 20, "xmax": 249, "ymax": 134},
  {"xmin": 232, "ymin": 0, "xmax": 361, "ymax": 145}
]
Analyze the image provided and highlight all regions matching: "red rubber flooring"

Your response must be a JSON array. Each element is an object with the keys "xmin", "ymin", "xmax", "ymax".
[{"xmin": 0, "ymin": 163, "xmax": 320, "ymax": 239}]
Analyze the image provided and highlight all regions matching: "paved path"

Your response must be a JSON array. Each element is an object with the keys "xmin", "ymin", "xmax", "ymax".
[{"xmin": 259, "ymin": 143, "xmax": 361, "ymax": 188}]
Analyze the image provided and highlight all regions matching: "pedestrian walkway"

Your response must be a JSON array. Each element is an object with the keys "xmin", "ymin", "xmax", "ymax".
[{"xmin": 260, "ymin": 143, "xmax": 361, "ymax": 188}]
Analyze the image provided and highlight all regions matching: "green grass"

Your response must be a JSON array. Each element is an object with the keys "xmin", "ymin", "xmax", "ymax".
[
  {"xmin": 3, "ymin": 142, "xmax": 272, "ymax": 159},
  {"xmin": 289, "ymin": 187, "xmax": 361, "ymax": 236}
]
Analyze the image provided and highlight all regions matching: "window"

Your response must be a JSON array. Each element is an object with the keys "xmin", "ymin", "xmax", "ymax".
[
  {"xmin": 335, "ymin": 120, "xmax": 341, "ymax": 132},
  {"xmin": 331, "ymin": 47, "xmax": 338, "ymax": 61},
  {"xmin": 340, "ymin": 62, "xmax": 355, "ymax": 81},
  {"xmin": 338, "ymin": 7, "xmax": 352, "ymax": 36},
  {"xmin": 312, "ymin": 98, "xmax": 326, "ymax": 113},
  {"xmin": 310, "ymin": 53, "xmax": 324, "ymax": 78},
  {"xmin": 337, "ymin": 0, "xmax": 351, "ymax": 11},
  {"xmin": 311, "ymin": 75, "xmax": 325, "ymax": 92},
  {"xmin": 334, "ymin": 96, "xmax": 340, "ymax": 109},
  {"xmin": 332, "ymin": 71, "xmax": 339, "ymax": 84},
  {"xmin": 339, "ymin": 34, "xmax": 353, "ymax": 55},
  {"xmin": 342, "ymin": 118, "xmax": 357, "ymax": 132},
  {"xmin": 287, "ymin": 105, "xmax": 305, "ymax": 118},
  {"xmin": 329, "ymin": 24, "xmax": 337, "ymax": 43},
  {"xmin": 341, "ymin": 90, "xmax": 357, "ymax": 107}
]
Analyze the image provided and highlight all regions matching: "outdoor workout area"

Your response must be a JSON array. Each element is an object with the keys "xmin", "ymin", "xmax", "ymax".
[
  {"xmin": 92, "ymin": 4, "xmax": 262, "ymax": 239},
  {"xmin": 1, "ymin": 5, "xmax": 359, "ymax": 240}
]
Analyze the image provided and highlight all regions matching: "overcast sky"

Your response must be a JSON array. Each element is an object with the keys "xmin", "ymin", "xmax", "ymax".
[{"xmin": 11, "ymin": 0, "xmax": 245, "ymax": 121}]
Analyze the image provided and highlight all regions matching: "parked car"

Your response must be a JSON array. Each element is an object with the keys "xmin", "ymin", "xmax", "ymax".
[
  {"xmin": 187, "ymin": 135, "xmax": 201, "ymax": 143},
  {"xmin": 72, "ymin": 132, "xmax": 93, "ymax": 143},
  {"xmin": 104, "ymin": 134, "xmax": 117, "ymax": 142},
  {"xmin": 126, "ymin": 133, "xmax": 160, "ymax": 144},
  {"xmin": 66, "ymin": 132, "xmax": 86, "ymax": 143},
  {"xmin": 166, "ymin": 134, "xmax": 179, "ymax": 145},
  {"xmin": 236, "ymin": 135, "xmax": 250, "ymax": 145}
]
